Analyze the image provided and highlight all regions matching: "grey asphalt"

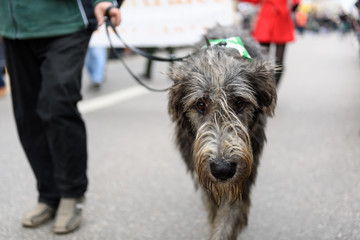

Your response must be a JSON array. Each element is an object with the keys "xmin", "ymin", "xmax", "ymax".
[{"xmin": 0, "ymin": 32, "xmax": 359, "ymax": 240}]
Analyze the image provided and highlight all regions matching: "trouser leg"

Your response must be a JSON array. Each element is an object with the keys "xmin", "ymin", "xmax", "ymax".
[
  {"xmin": 4, "ymin": 29, "xmax": 92, "ymax": 203},
  {"xmin": 37, "ymin": 30, "xmax": 92, "ymax": 198},
  {"xmin": 4, "ymin": 38, "xmax": 60, "ymax": 207},
  {"xmin": 84, "ymin": 49, "xmax": 95, "ymax": 81},
  {"xmin": 85, "ymin": 47, "xmax": 107, "ymax": 84}
]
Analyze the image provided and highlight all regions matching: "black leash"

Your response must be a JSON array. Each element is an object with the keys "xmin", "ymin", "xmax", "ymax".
[
  {"xmin": 105, "ymin": 20, "xmax": 192, "ymax": 62},
  {"xmin": 104, "ymin": 18, "xmax": 193, "ymax": 92},
  {"xmin": 104, "ymin": 21, "xmax": 169, "ymax": 92}
]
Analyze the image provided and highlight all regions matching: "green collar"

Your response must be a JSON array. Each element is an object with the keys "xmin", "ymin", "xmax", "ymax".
[{"xmin": 203, "ymin": 36, "xmax": 252, "ymax": 60}]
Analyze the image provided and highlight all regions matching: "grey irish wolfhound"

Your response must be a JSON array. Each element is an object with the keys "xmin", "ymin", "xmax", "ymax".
[{"xmin": 168, "ymin": 26, "xmax": 277, "ymax": 240}]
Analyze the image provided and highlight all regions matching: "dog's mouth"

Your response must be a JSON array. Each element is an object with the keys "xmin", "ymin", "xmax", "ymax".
[
  {"xmin": 194, "ymin": 157, "xmax": 251, "ymax": 205},
  {"xmin": 192, "ymin": 116, "xmax": 253, "ymax": 204}
]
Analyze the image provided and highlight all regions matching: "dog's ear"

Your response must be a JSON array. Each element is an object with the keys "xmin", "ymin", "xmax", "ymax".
[
  {"xmin": 245, "ymin": 62, "xmax": 277, "ymax": 116},
  {"xmin": 168, "ymin": 73, "xmax": 186, "ymax": 122}
]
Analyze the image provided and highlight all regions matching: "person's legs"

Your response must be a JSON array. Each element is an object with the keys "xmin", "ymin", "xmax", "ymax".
[
  {"xmin": 4, "ymin": 38, "xmax": 61, "ymax": 207},
  {"xmin": 84, "ymin": 49, "xmax": 95, "ymax": 80},
  {"xmin": 85, "ymin": 47, "xmax": 107, "ymax": 85},
  {"xmin": 37, "ymin": 30, "xmax": 92, "ymax": 199},
  {"xmin": 275, "ymin": 43, "xmax": 286, "ymax": 85},
  {"xmin": 37, "ymin": 30, "xmax": 92, "ymax": 233}
]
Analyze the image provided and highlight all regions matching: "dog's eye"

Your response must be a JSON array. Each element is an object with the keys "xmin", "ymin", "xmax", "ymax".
[
  {"xmin": 196, "ymin": 101, "xmax": 206, "ymax": 114},
  {"xmin": 235, "ymin": 99, "xmax": 246, "ymax": 112}
]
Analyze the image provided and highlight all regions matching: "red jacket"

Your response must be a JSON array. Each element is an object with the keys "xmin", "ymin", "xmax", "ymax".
[{"xmin": 243, "ymin": 0, "xmax": 298, "ymax": 43}]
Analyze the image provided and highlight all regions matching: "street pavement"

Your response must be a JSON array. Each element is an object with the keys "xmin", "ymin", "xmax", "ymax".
[{"xmin": 0, "ymin": 32, "xmax": 359, "ymax": 240}]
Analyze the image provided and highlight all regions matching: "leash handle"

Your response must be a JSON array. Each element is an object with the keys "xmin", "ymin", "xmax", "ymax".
[{"xmin": 105, "ymin": 6, "xmax": 117, "ymax": 17}]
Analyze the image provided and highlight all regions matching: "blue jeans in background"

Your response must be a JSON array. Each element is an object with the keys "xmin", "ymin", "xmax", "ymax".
[{"xmin": 84, "ymin": 47, "xmax": 107, "ymax": 85}]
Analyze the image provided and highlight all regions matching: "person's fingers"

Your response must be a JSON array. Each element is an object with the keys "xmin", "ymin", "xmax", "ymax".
[
  {"xmin": 94, "ymin": 2, "xmax": 113, "ymax": 26},
  {"xmin": 94, "ymin": 6, "xmax": 105, "ymax": 26},
  {"xmin": 109, "ymin": 8, "xmax": 122, "ymax": 26}
]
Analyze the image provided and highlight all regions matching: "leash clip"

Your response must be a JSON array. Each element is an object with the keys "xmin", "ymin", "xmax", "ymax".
[{"xmin": 218, "ymin": 41, "xmax": 227, "ymax": 47}]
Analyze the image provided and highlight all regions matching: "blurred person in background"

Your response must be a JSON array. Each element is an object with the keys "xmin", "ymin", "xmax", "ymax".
[
  {"xmin": 349, "ymin": 0, "xmax": 360, "ymax": 58},
  {"xmin": 240, "ymin": 0, "xmax": 300, "ymax": 86},
  {"xmin": 339, "ymin": 10, "xmax": 352, "ymax": 35},
  {"xmin": 295, "ymin": 9, "xmax": 308, "ymax": 35},
  {"xmin": 352, "ymin": 0, "xmax": 360, "ymax": 39},
  {"xmin": 85, "ymin": 46, "xmax": 108, "ymax": 89},
  {"xmin": 0, "ymin": 0, "xmax": 121, "ymax": 234}
]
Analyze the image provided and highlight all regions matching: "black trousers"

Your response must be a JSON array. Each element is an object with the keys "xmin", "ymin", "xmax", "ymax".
[{"xmin": 4, "ymin": 29, "xmax": 92, "ymax": 207}]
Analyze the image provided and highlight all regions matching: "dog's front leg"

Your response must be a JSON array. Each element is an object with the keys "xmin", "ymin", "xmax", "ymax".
[{"xmin": 210, "ymin": 200, "xmax": 250, "ymax": 240}]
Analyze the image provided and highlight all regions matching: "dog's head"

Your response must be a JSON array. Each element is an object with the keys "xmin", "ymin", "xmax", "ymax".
[{"xmin": 168, "ymin": 45, "xmax": 276, "ymax": 205}]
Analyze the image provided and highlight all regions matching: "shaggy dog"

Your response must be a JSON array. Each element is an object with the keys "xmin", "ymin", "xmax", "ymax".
[{"xmin": 168, "ymin": 26, "xmax": 277, "ymax": 240}]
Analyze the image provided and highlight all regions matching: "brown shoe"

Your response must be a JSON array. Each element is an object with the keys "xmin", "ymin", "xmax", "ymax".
[
  {"xmin": 22, "ymin": 203, "xmax": 56, "ymax": 227},
  {"xmin": 53, "ymin": 197, "xmax": 84, "ymax": 234}
]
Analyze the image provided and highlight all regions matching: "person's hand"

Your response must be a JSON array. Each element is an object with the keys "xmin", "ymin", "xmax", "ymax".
[{"xmin": 94, "ymin": 2, "xmax": 122, "ymax": 27}]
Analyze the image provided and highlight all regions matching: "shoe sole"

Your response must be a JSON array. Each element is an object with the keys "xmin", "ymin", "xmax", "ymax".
[
  {"xmin": 53, "ymin": 221, "xmax": 81, "ymax": 234},
  {"xmin": 22, "ymin": 213, "xmax": 55, "ymax": 228}
]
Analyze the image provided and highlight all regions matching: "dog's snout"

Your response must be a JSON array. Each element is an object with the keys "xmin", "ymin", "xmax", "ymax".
[{"xmin": 210, "ymin": 161, "xmax": 237, "ymax": 181}]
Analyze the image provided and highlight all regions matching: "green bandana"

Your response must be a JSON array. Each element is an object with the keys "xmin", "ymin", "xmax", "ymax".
[{"xmin": 203, "ymin": 36, "xmax": 251, "ymax": 60}]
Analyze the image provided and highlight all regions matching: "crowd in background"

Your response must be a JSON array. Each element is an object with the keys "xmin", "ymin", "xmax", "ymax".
[{"xmin": 237, "ymin": 0, "xmax": 360, "ymax": 35}]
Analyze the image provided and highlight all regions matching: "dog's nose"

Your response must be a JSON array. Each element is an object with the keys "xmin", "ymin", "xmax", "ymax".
[{"xmin": 210, "ymin": 161, "xmax": 237, "ymax": 181}]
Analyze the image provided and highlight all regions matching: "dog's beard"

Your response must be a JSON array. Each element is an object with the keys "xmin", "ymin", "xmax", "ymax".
[{"xmin": 193, "ymin": 112, "xmax": 253, "ymax": 206}]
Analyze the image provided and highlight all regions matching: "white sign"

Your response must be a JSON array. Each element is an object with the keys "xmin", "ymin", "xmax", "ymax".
[{"xmin": 90, "ymin": 0, "xmax": 236, "ymax": 47}]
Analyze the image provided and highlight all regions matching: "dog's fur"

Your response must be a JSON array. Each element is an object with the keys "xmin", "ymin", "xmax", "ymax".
[{"xmin": 168, "ymin": 26, "xmax": 277, "ymax": 240}]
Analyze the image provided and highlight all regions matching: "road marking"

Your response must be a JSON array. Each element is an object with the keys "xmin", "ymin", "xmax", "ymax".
[{"xmin": 78, "ymin": 86, "xmax": 149, "ymax": 114}]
